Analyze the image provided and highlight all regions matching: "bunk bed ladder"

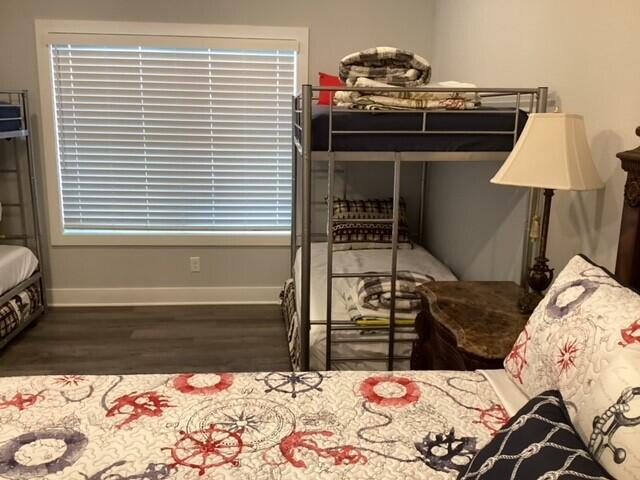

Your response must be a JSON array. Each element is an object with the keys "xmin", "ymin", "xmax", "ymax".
[
  {"xmin": 387, "ymin": 156, "xmax": 401, "ymax": 371},
  {"xmin": 324, "ymin": 150, "xmax": 403, "ymax": 371},
  {"xmin": 326, "ymin": 153, "xmax": 335, "ymax": 369}
]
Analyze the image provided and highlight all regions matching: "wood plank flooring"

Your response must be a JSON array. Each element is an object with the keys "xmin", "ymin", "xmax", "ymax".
[{"xmin": 0, "ymin": 304, "xmax": 291, "ymax": 377}]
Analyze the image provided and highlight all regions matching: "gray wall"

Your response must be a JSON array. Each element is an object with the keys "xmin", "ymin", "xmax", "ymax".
[
  {"xmin": 4, "ymin": 0, "xmax": 634, "ymax": 301},
  {"xmin": 0, "ymin": 0, "xmax": 437, "ymax": 302},
  {"xmin": 428, "ymin": 0, "xmax": 640, "ymax": 274},
  {"xmin": 424, "ymin": 162, "xmax": 528, "ymax": 281}
]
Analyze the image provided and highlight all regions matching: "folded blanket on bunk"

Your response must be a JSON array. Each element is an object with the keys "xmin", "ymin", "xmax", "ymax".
[
  {"xmin": 339, "ymin": 46, "xmax": 431, "ymax": 86},
  {"xmin": 347, "ymin": 271, "xmax": 434, "ymax": 326},
  {"xmin": 334, "ymin": 77, "xmax": 479, "ymax": 111}
]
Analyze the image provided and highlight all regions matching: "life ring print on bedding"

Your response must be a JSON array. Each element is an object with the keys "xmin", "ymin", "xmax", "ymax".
[
  {"xmin": 0, "ymin": 429, "xmax": 88, "ymax": 479},
  {"xmin": 360, "ymin": 375, "xmax": 421, "ymax": 407},
  {"xmin": 173, "ymin": 373, "xmax": 234, "ymax": 395},
  {"xmin": 546, "ymin": 279, "xmax": 599, "ymax": 319}
]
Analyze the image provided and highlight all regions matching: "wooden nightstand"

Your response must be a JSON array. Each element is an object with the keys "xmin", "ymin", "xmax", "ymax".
[{"xmin": 410, "ymin": 281, "xmax": 529, "ymax": 371}]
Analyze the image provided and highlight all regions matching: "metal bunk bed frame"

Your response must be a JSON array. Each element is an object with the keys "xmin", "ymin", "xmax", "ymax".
[
  {"xmin": 0, "ymin": 90, "xmax": 47, "ymax": 349},
  {"xmin": 292, "ymin": 85, "xmax": 549, "ymax": 371}
]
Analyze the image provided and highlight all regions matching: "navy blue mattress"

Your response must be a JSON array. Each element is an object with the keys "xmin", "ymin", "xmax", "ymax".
[
  {"xmin": 301, "ymin": 105, "xmax": 528, "ymax": 152},
  {"xmin": 0, "ymin": 103, "xmax": 22, "ymax": 132}
]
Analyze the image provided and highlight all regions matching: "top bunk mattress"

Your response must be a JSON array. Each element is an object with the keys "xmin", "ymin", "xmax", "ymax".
[
  {"xmin": 301, "ymin": 105, "xmax": 528, "ymax": 152},
  {"xmin": 0, "ymin": 103, "xmax": 22, "ymax": 132},
  {"xmin": 0, "ymin": 245, "xmax": 39, "ymax": 296}
]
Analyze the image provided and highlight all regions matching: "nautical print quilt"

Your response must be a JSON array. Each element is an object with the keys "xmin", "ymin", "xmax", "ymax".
[{"xmin": 0, "ymin": 370, "xmax": 509, "ymax": 479}]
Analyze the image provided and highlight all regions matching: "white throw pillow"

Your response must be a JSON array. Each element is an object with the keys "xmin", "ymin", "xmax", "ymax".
[
  {"xmin": 504, "ymin": 255, "xmax": 640, "ymax": 406},
  {"xmin": 573, "ymin": 354, "xmax": 640, "ymax": 479}
]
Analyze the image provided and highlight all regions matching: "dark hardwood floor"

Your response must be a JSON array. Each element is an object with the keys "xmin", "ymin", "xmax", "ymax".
[{"xmin": 0, "ymin": 304, "xmax": 291, "ymax": 376}]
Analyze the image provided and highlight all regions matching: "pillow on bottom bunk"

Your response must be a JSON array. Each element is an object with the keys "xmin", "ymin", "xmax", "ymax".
[
  {"xmin": 331, "ymin": 197, "xmax": 413, "ymax": 251},
  {"xmin": 458, "ymin": 390, "xmax": 612, "ymax": 480}
]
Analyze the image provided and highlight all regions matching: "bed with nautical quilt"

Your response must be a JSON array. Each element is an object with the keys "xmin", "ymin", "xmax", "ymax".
[{"xmin": 0, "ymin": 370, "xmax": 513, "ymax": 479}]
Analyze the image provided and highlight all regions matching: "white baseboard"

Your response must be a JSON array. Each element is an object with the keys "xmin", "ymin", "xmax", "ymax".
[{"xmin": 48, "ymin": 286, "xmax": 282, "ymax": 307}]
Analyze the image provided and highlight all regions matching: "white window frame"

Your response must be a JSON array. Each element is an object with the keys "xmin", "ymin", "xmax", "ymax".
[{"xmin": 35, "ymin": 19, "xmax": 308, "ymax": 246}]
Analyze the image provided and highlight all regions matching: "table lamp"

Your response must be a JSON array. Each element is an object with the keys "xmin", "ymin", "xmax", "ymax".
[{"xmin": 491, "ymin": 113, "xmax": 604, "ymax": 312}]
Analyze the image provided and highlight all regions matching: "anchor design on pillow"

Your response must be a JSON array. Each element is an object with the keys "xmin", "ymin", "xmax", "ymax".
[{"xmin": 589, "ymin": 386, "xmax": 640, "ymax": 464}]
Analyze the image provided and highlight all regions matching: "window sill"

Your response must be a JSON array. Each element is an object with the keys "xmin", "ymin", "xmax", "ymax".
[{"xmin": 50, "ymin": 230, "xmax": 291, "ymax": 247}]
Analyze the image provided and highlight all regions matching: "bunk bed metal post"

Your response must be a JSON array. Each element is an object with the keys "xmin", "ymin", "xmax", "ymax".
[
  {"xmin": 300, "ymin": 84, "xmax": 313, "ymax": 371},
  {"xmin": 21, "ymin": 90, "xmax": 47, "ymax": 309},
  {"xmin": 418, "ymin": 162, "xmax": 428, "ymax": 244},
  {"xmin": 520, "ymin": 87, "xmax": 549, "ymax": 287},
  {"xmin": 290, "ymin": 95, "xmax": 298, "ymax": 270},
  {"xmin": 325, "ymin": 153, "xmax": 335, "ymax": 369},
  {"xmin": 387, "ymin": 155, "xmax": 401, "ymax": 371}
]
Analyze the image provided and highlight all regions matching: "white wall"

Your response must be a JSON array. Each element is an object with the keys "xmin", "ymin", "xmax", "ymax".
[
  {"xmin": 428, "ymin": 0, "xmax": 640, "ymax": 274},
  {"xmin": 0, "ymin": 0, "xmax": 436, "ymax": 304}
]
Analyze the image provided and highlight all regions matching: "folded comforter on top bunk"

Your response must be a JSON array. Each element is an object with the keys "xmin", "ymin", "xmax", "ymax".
[
  {"xmin": 347, "ymin": 270, "xmax": 434, "ymax": 326},
  {"xmin": 339, "ymin": 46, "xmax": 431, "ymax": 86},
  {"xmin": 335, "ymin": 47, "xmax": 479, "ymax": 110},
  {"xmin": 335, "ymin": 78, "xmax": 479, "ymax": 111}
]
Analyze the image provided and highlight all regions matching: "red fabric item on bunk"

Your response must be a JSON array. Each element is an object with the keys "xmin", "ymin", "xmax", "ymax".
[{"xmin": 318, "ymin": 72, "xmax": 343, "ymax": 105}]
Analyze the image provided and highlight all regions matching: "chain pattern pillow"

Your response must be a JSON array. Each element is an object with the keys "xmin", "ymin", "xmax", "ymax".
[
  {"xmin": 331, "ymin": 198, "xmax": 412, "ymax": 251},
  {"xmin": 504, "ymin": 255, "xmax": 640, "ymax": 406},
  {"xmin": 459, "ymin": 390, "xmax": 612, "ymax": 480}
]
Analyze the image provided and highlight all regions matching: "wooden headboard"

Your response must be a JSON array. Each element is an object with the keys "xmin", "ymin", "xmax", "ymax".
[{"xmin": 615, "ymin": 126, "xmax": 640, "ymax": 290}]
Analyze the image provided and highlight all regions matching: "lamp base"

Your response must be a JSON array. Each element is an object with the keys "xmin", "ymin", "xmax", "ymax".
[{"xmin": 518, "ymin": 290, "xmax": 544, "ymax": 314}]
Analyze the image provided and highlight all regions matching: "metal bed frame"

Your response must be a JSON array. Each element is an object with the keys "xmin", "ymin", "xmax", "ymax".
[
  {"xmin": 0, "ymin": 90, "xmax": 47, "ymax": 350},
  {"xmin": 290, "ymin": 85, "xmax": 549, "ymax": 371}
]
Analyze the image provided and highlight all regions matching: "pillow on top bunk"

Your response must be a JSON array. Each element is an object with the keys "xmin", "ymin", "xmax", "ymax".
[
  {"xmin": 318, "ymin": 72, "xmax": 343, "ymax": 105},
  {"xmin": 331, "ymin": 198, "xmax": 412, "ymax": 251}
]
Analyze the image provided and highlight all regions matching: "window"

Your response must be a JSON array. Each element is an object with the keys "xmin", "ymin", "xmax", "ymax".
[{"xmin": 36, "ymin": 21, "xmax": 307, "ymax": 245}]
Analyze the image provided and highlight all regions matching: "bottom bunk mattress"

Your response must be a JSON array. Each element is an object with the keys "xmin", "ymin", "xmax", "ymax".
[
  {"xmin": 0, "ymin": 283, "xmax": 41, "ymax": 343},
  {"xmin": 286, "ymin": 243, "xmax": 457, "ymax": 371},
  {"xmin": 0, "ymin": 369, "xmax": 526, "ymax": 479},
  {"xmin": 0, "ymin": 245, "xmax": 39, "ymax": 296}
]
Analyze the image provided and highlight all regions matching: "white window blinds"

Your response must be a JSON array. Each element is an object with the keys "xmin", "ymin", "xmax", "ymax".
[{"xmin": 50, "ymin": 44, "xmax": 295, "ymax": 232}]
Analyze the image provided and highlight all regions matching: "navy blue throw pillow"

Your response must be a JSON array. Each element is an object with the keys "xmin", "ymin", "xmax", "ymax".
[{"xmin": 458, "ymin": 390, "xmax": 612, "ymax": 479}]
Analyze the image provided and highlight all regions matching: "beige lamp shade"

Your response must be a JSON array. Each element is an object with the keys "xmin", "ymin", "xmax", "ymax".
[{"xmin": 491, "ymin": 113, "xmax": 604, "ymax": 190}]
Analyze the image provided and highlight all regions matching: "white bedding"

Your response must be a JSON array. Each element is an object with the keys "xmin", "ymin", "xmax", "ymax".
[
  {"xmin": 293, "ymin": 243, "xmax": 457, "ymax": 370},
  {"xmin": 0, "ymin": 245, "xmax": 39, "ymax": 296},
  {"xmin": 480, "ymin": 369, "xmax": 530, "ymax": 416}
]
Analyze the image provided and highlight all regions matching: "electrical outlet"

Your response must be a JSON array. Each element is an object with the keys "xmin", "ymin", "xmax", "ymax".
[{"xmin": 190, "ymin": 256, "xmax": 201, "ymax": 273}]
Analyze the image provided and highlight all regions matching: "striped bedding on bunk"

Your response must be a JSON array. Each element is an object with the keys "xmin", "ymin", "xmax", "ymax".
[
  {"xmin": 347, "ymin": 271, "xmax": 434, "ymax": 327},
  {"xmin": 281, "ymin": 278, "xmax": 300, "ymax": 371},
  {"xmin": 338, "ymin": 46, "xmax": 431, "ymax": 87},
  {"xmin": 0, "ymin": 284, "xmax": 41, "ymax": 342}
]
